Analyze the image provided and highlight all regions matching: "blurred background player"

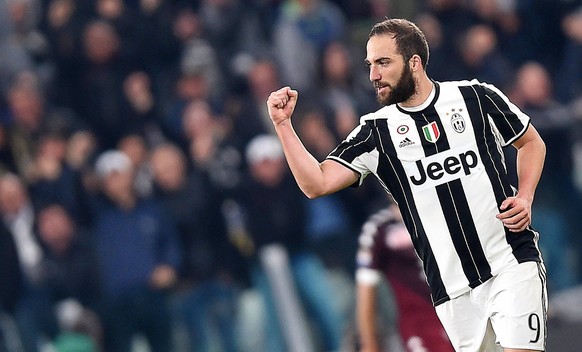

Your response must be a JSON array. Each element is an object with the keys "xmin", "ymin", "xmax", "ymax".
[{"xmin": 356, "ymin": 202, "xmax": 453, "ymax": 352}]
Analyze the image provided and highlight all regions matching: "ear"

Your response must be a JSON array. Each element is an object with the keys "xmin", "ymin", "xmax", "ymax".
[{"xmin": 409, "ymin": 54, "xmax": 423, "ymax": 71}]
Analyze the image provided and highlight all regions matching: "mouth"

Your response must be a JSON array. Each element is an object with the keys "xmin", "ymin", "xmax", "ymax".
[{"xmin": 375, "ymin": 84, "xmax": 391, "ymax": 95}]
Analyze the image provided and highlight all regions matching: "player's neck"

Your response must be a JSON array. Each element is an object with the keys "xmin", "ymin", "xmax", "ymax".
[{"xmin": 399, "ymin": 74, "xmax": 434, "ymax": 109}]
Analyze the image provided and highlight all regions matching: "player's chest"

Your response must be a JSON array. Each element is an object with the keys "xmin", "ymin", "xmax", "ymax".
[{"xmin": 378, "ymin": 107, "xmax": 482, "ymax": 161}]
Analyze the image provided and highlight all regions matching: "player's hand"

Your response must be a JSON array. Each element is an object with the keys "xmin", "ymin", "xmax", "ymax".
[
  {"xmin": 267, "ymin": 86, "xmax": 298, "ymax": 126},
  {"xmin": 496, "ymin": 196, "xmax": 532, "ymax": 232}
]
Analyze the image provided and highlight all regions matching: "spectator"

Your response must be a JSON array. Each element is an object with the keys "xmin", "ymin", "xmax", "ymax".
[
  {"xmin": 0, "ymin": 0, "xmax": 37, "ymax": 95},
  {"xmin": 36, "ymin": 203, "xmax": 102, "ymax": 350},
  {"xmin": 230, "ymin": 57, "xmax": 284, "ymax": 139},
  {"xmin": 0, "ymin": 211, "xmax": 22, "ymax": 323},
  {"xmin": 89, "ymin": 149, "xmax": 180, "ymax": 352},
  {"xmin": 65, "ymin": 129, "xmax": 98, "ymax": 174},
  {"xmin": 120, "ymin": 71, "xmax": 166, "ymax": 147},
  {"xmin": 318, "ymin": 40, "xmax": 377, "ymax": 137},
  {"xmin": 415, "ymin": 12, "xmax": 461, "ymax": 81},
  {"xmin": 117, "ymin": 133, "xmax": 154, "ymax": 198},
  {"xmin": 555, "ymin": 7, "xmax": 582, "ymax": 103},
  {"xmin": 150, "ymin": 142, "xmax": 245, "ymax": 352},
  {"xmin": 455, "ymin": 24, "xmax": 514, "ymax": 90},
  {"xmin": 162, "ymin": 69, "xmax": 211, "ymax": 143},
  {"xmin": 93, "ymin": 0, "xmax": 141, "ymax": 63},
  {"xmin": 0, "ymin": 122, "xmax": 18, "ymax": 175},
  {"xmin": 133, "ymin": 0, "xmax": 182, "ymax": 110},
  {"xmin": 2, "ymin": 70, "xmax": 76, "ymax": 181},
  {"xmin": 27, "ymin": 127, "xmax": 93, "ymax": 216},
  {"xmin": 182, "ymin": 99, "xmax": 245, "ymax": 197},
  {"xmin": 425, "ymin": 0, "xmax": 477, "ymax": 56},
  {"xmin": 0, "ymin": 215, "xmax": 23, "ymax": 352},
  {"xmin": 198, "ymin": 0, "xmax": 271, "ymax": 92},
  {"xmin": 0, "ymin": 173, "xmax": 56, "ymax": 352},
  {"xmin": 70, "ymin": 20, "xmax": 129, "ymax": 149},
  {"xmin": 40, "ymin": 0, "xmax": 90, "ymax": 107},
  {"xmin": 509, "ymin": 0, "xmax": 568, "ymax": 70},
  {"xmin": 272, "ymin": 0, "xmax": 347, "ymax": 93},
  {"xmin": 173, "ymin": 6, "xmax": 225, "ymax": 103}
]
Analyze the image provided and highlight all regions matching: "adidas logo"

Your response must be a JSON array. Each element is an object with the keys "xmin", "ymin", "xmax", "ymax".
[{"xmin": 399, "ymin": 137, "xmax": 415, "ymax": 148}]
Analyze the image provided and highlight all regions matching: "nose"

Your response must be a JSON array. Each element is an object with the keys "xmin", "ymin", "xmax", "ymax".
[{"xmin": 369, "ymin": 65, "xmax": 380, "ymax": 82}]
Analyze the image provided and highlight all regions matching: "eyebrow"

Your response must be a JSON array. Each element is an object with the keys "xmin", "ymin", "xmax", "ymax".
[{"xmin": 364, "ymin": 56, "xmax": 391, "ymax": 65}]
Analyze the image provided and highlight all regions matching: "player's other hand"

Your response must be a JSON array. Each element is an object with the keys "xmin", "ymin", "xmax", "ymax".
[
  {"xmin": 496, "ymin": 196, "xmax": 532, "ymax": 232},
  {"xmin": 267, "ymin": 86, "xmax": 298, "ymax": 126}
]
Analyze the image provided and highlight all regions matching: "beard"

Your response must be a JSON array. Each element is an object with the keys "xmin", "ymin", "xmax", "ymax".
[{"xmin": 375, "ymin": 64, "xmax": 417, "ymax": 106}]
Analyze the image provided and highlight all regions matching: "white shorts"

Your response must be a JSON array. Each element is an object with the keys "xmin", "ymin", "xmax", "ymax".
[{"xmin": 435, "ymin": 262, "xmax": 547, "ymax": 351}]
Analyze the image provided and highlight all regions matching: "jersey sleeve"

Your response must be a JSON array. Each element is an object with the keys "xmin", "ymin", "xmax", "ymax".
[
  {"xmin": 326, "ymin": 121, "xmax": 377, "ymax": 187},
  {"xmin": 479, "ymin": 81, "xmax": 531, "ymax": 146}
]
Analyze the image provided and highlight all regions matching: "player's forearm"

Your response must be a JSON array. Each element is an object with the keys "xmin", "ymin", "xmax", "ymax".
[
  {"xmin": 273, "ymin": 120, "xmax": 329, "ymax": 199},
  {"xmin": 515, "ymin": 131, "xmax": 546, "ymax": 202}
]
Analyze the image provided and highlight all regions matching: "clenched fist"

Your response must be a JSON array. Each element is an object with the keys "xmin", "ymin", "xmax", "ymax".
[{"xmin": 267, "ymin": 86, "xmax": 298, "ymax": 126}]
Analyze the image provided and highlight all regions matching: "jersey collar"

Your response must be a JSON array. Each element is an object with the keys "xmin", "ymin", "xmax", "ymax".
[{"xmin": 396, "ymin": 80, "xmax": 440, "ymax": 113}]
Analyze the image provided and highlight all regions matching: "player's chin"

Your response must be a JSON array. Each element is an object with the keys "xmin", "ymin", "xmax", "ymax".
[{"xmin": 376, "ymin": 92, "xmax": 391, "ymax": 105}]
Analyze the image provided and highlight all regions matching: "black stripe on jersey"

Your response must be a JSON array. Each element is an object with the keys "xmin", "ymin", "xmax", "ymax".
[
  {"xmin": 436, "ymin": 181, "xmax": 492, "ymax": 287},
  {"xmin": 482, "ymin": 86, "xmax": 527, "ymax": 144},
  {"xmin": 329, "ymin": 123, "xmax": 376, "ymax": 163},
  {"xmin": 328, "ymin": 123, "xmax": 377, "ymax": 183},
  {"xmin": 371, "ymin": 118, "xmax": 449, "ymax": 305},
  {"xmin": 460, "ymin": 85, "xmax": 541, "ymax": 263},
  {"xmin": 409, "ymin": 105, "xmax": 447, "ymax": 152},
  {"xmin": 411, "ymin": 106, "xmax": 447, "ymax": 157},
  {"xmin": 409, "ymin": 103, "xmax": 492, "ymax": 290}
]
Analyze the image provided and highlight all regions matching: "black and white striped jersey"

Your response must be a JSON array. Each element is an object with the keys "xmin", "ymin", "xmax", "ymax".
[{"xmin": 327, "ymin": 79, "xmax": 542, "ymax": 306}]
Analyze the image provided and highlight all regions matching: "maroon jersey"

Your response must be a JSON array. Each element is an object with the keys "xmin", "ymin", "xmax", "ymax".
[{"xmin": 356, "ymin": 207, "xmax": 454, "ymax": 352}]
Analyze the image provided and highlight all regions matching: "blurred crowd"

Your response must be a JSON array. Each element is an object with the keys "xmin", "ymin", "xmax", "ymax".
[{"xmin": 1, "ymin": 0, "xmax": 582, "ymax": 351}]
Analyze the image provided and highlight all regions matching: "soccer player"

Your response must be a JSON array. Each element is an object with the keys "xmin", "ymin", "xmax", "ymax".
[
  {"xmin": 266, "ymin": 18, "xmax": 547, "ymax": 352},
  {"xmin": 356, "ymin": 203, "xmax": 454, "ymax": 352}
]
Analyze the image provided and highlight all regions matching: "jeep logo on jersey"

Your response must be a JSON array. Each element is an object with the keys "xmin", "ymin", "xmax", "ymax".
[
  {"xmin": 422, "ymin": 122, "xmax": 440, "ymax": 143},
  {"xmin": 404, "ymin": 146, "xmax": 482, "ymax": 190}
]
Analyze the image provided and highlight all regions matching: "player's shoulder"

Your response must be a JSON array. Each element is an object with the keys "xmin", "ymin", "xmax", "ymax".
[{"xmin": 438, "ymin": 79, "xmax": 499, "ymax": 91}]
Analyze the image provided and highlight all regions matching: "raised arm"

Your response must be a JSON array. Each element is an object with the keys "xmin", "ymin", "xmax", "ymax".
[
  {"xmin": 497, "ymin": 125, "xmax": 546, "ymax": 232},
  {"xmin": 267, "ymin": 87, "xmax": 358, "ymax": 198}
]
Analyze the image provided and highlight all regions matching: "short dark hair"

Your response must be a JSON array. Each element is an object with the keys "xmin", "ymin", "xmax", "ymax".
[{"xmin": 369, "ymin": 18, "xmax": 430, "ymax": 69}]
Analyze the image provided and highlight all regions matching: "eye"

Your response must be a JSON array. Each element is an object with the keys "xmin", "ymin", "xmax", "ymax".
[{"xmin": 379, "ymin": 59, "xmax": 390, "ymax": 67}]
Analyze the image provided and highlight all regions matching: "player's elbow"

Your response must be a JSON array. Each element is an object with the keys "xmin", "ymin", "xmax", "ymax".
[
  {"xmin": 539, "ymin": 138, "xmax": 546, "ymax": 158},
  {"xmin": 297, "ymin": 163, "xmax": 355, "ymax": 199},
  {"xmin": 302, "ymin": 187, "xmax": 327, "ymax": 199},
  {"xmin": 299, "ymin": 181, "xmax": 334, "ymax": 199}
]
